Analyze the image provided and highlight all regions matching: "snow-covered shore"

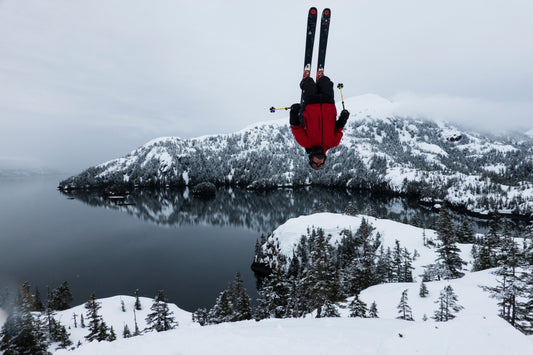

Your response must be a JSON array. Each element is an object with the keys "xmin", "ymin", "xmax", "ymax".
[
  {"xmin": 2, "ymin": 213, "xmax": 530, "ymax": 354},
  {"xmin": 47, "ymin": 213, "xmax": 533, "ymax": 354}
]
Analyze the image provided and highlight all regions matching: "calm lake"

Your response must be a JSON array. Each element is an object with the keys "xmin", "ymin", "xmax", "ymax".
[{"xmin": 0, "ymin": 174, "xmax": 505, "ymax": 312}]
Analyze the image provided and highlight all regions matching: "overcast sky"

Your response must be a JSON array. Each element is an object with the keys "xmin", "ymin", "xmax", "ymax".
[{"xmin": 1, "ymin": 0, "xmax": 532, "ymax": 172}]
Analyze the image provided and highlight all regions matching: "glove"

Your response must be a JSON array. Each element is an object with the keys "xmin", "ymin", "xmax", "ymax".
[
  {"xmin": 289, "ymin": 103, "xmax": 301, "ymax": 126},
  {"xmin": 335, "ymin": 109, "xmax": 350, "ymax": 129}
]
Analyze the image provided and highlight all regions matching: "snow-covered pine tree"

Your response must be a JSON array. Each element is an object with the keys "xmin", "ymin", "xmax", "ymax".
[
  {"xmin": 396, "ymin": 289, "xmax": 414, "ymax": 321},
  {"xmin": 84, "ymin": 293, "xmax": 103, "ymax": 342},
  {"xmin": 145, "ymin": 290, "xmax": 177, "ymax": 332},
  {"xmin": 322, "ymin": 299, "xmax": 340, "ymax": 317},
  {"xmin": 108, "ymin": 326, "xmax": 117, "ymax": 342},
  {"xmin": 284, "ymin": 274, "xmax": 307, "ymax": 318},
  {"xmin": 433, "ymin": 285, "xmax": 463, "ymax": 322},
  {"xmin": 303, "ymin": 228, "xmax": 339, "ymax": 318},
  {"xmin": 228, "ymin": 273, "xmax": 253, "ymax": 322},
  {"xmin": 419, "ymin": 281, "xmax": 429, "ymax": 298},
  {"xmin": 521, "ymin": 263, "xmax": 533, "ymax": 334},
  {"xmin": 33, "ymin": 287, "xmax": 44, "ymax": 312},
  {"xmin": 457, "ymin": 220, "xmax": 475, "ymax": 243},
  {"xmin": 401, "ymin": 247, "xmax": 414, "ymax": 282},
  {"xmin": 349, "ymin": 294, "xmax": 368, "ymax": 318},
  {"xmin": 134, "ymin": 289, "xmax": 142, "ymax": 310},
  {"xmin": 375, "ymin": 246, "xmax": 393, "ymax": 283},
  {"xmin": 368, "ymin": 301, "xmax": 379, "ymax": 318},
  {"xmin": 354, "ymin": 218, "xmax": 378, "ymax": 289},
  {"xmin": 392, "ymin": 240, "xmax": 403, "ymax": 282},
  {"xmin": 47, "ymin": 282, "xmax": 73, "ymax": 311},
  {"xmin": 208, "ymin": 286, "xmax": 234, "ymax": 324},
  {"xmin": 44, "ymin": 306, "xmax": 72, "ymax": 350},
  {"xmin": 122, "ymin": 324, "xmax": 132, "ymax": 338},
  {"xmin": 210, "ymin": 273, "xmax": 253, "ymax": 323},
  {"xmin": 521, "ymin": 225, "xmax": 533, "ymax": 333},
  {"xmin": 96, "ymin": 321, "xmax": 110, "ymax": 342},
  {"xmin": 192, "ymin": 308, "xmax": 209, "ymax": 326},
  {"xmin": 0, "ymin": 283, "xmax": 50, "ymax": 354},
  {"xmin": 484, "ymin": 230, "xmax": 526, "ymax": 329},
  {"xmin": 435, "ymin": 208, "xmax": 466, "ymax": 279}
]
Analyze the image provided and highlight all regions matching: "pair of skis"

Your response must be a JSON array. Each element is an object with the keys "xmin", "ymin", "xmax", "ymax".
[
  {"xmin": 303, "ymin": 7, "xmax": 330, "ymax": 81},
  {"xmin": 269, "ymin": 7, "xmax": 331, "ymax": 113}
]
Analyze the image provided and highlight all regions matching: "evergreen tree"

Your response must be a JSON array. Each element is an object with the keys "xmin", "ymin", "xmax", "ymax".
[
  {"xmin": 401, "ymin": 247, "xmax": 414, "ymax": 282},
  {"xmin": 349, "ymin": 294, "xmax": 368, "ymax": 318},
  {"xmin": 47, "ymin": 282, "xmax": 73, "ymax": 311},
  {"xmin": 396, "ymin": 289, "xmax": 414, "ymax": 321},
  {"xmin": 303, "ymin": 229, "xmax": 339, "ymax": 318},
  {"xmin": 108, "ymin": 326, "xmax": 117, "ymax": 342},
  {"xmin": 472, "ymin": 244, "xmax": 493, "ymax": 271},
  {"xmin": 145, "ymin": 290, "xmax": 177, "ymax": 332},
  {"xmin": 96, "ymin": 321, "xmax": 110, "ymax": 342},
  {"xmin": 192, "ymin": 308, "xmax": 209, "ymax": 326},
  {"xmin": 484, "ymin": 232, "xmax": 526, "ymax": 328},
  {"xmin": 375, "ymin": 246, "xmax": 392, "ymax": 283},
  {"xmin": 33, "ymin": 287, "xmax": 44, "ymax": 313},
  {"xmin": 84, "ymin": 293, "xmax": 103, "ymax": 342},
  {"xmin": 0, "ymin": 284, "xmax": 50, "ymax": 355},
  {"xmin": 368, "ymin": 301, "xmax": 379, "ymax": 318},
  {"xmin": 433, "ymin": 285, "xmax": 463, "ymax": 322},
  {"xmin": 53, "ymin": 321, "xmax": 72, "ymax": 350},
  {"xmin": 134, "ymin": 289, "xmax": 142, "ymax": 311},
  {"xmin": 230, "ymin": 273, "xmax": 253, "ymax": 321},
  {"xmin": 419, "ymin": 281, "xmax": 429, "ymax": 298},
  {"xmin": 435, "ymin": 209, "xmax": 466, "ymax": 279},
  {"xmin": 122, "ymin": 324, "xmax": 132, "ymax": 338},
  {"xmin": 322, "ymin": 299, "xmax": 340, "ymax": 317},
  {"xmin": 457, "ymin": 220, "xmax": 475, "ymax": 243},
  {"xmin": 209, "ymin": 273, "xmax": 253, "ymax": 323},
  {"xmin": 283, "ymin": 273, "xmax": 307, "ymax": 319},
  {"xmin": 391, "ymin": 240, "xmax": 403, "ymax": 282},
  {"xmin": 44, "ymin": 307, "xmax": 72, "ymax": 350}
]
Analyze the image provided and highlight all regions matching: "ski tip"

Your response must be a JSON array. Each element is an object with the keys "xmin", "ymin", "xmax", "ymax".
[
  {"xmin": 323, "ymin": 8, "xmax": 331, "ymax": 16},
  {"xmin": 310, "ymin": 7, "xmax": 317, "ymax": 14}
]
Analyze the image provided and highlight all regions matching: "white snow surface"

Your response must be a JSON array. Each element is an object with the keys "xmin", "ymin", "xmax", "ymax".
[{"xmin": 47, "ymin": 213, "xmax": 533, "ymax": 355}]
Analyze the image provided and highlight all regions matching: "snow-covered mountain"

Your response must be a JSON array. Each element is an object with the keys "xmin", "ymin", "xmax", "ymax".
[
  {"xmin": 43, "ymin": 213, "xmax": 532, "ymax": 355},
  {"xmin": 59, "ymin": 94, "xmax": 533, "ymax": 219}
]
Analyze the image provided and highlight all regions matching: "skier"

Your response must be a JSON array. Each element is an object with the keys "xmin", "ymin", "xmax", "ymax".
[{"xmin": 289, "ymin": 76, "xmax": 350, "ymax": 170}]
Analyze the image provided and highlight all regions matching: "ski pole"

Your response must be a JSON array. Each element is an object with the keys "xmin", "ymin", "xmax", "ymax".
[
  {"xmin": 337, "ymin": 83, "xmax": 345, "ymax": 110},
  {"xmin": 269, "ymin": 106, "xmax": 290, "ymax": 113}
]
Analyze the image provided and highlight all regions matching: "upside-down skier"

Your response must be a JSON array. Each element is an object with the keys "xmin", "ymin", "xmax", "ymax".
[
  {"xmin": 289, "ymin": 8, "xmax": 349, "ymax": 170},
  {"xmin": 289, "ymin": 76, "xmax": 349, "ymax": 170}
]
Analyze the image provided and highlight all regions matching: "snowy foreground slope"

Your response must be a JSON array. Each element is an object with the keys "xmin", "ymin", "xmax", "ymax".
[{"xmin": 52, "ymin": 214, "xmax": 532, "ymax": 355}]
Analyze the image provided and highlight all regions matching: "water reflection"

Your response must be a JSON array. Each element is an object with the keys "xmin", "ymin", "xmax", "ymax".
[{"xmin": 60, "ymin": 187, "xmax": 443, "ymax": 233}]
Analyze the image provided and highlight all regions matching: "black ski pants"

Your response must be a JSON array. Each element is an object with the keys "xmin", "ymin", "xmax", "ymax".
[{"xmin": 300, "ymin": 76, "xmax": 335, "ymax": 106}]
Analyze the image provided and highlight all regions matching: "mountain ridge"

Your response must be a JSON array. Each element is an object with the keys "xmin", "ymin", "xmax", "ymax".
[{"xmin": 59, "ymin": 94, "xmax": 533, "ymax": 219}]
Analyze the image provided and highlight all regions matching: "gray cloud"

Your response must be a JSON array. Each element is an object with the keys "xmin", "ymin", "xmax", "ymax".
[{"xmin": 1, "ymin": 0, "xmax": 532, "ymax": 171}]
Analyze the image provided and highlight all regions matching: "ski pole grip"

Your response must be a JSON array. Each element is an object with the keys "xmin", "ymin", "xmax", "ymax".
[
  {"xmin": 269, "ymin": 106, "xmax": 291, "ymax": 113},
  {"xmin": 337, "ymin": 83, "xmax": 345, "ymax": 110}
]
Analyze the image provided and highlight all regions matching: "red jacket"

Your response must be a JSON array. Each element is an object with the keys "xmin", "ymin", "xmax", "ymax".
[{"xmin": 291, "ymin": 103, "xmax": 343, "ymax": 154}]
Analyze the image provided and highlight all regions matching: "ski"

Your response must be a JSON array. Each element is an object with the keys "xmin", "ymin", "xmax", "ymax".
[
  {"xmin": 316, "ymin": 8, "xmax": 331, "ymax": 80},
  {"xmin": 302, "ymin": 7, "xmax": 318, "ymax": 79}
]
